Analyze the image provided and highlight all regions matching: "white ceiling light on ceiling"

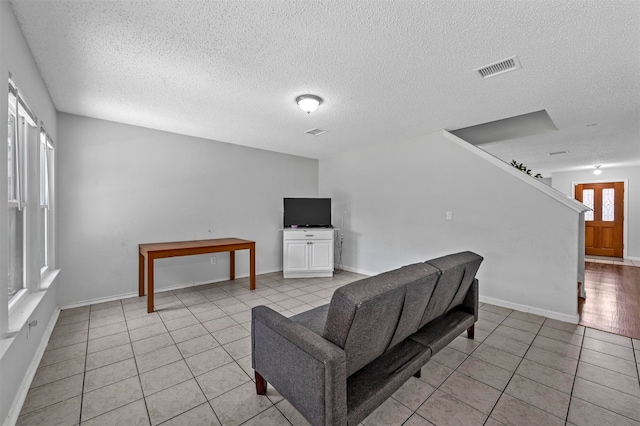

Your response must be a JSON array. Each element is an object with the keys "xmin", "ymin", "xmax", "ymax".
[
  {"xmin": 296, "ymin": 94, "xmax": 323, "ymax": 114},
  {"xmin": 593, "ymin": 165, "xmax": 602, "ymax": 175}
]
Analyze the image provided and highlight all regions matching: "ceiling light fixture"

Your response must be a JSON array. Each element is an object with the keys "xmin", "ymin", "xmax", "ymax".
[
  {"xmin": 593, "ymin": 165, "xmax": 602, "ymax": 175},
  {"xmin": 296, "ymin": 94, "xmax": 323, "ymax": 114}
]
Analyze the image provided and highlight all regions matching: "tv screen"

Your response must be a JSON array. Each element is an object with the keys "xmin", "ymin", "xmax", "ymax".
[{"xmin": 284, "ymin": 198, "xmax": 332, "ymax": 228}]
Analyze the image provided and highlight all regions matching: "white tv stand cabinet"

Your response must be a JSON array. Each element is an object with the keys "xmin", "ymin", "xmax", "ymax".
[{"xmin": 283, "ymin": 228, "xmax": 334, "ymax": 278}]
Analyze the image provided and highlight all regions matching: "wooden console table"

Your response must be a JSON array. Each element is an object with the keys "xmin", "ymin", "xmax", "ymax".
[{"xmin": 139, "ymin": 238, "xmax": 256, "ymax": 313}]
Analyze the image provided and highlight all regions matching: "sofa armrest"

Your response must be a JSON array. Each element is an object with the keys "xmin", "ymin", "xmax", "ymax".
[
  {"xmin": 462, "ymin": 278, "xmax": 479, "ymax": 321},
  {"xmin": 252, "ymin": 306, "xmax": 347, "ymax": 426}
]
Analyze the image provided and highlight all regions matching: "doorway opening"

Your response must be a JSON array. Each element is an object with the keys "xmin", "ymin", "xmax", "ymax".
[{"xmin": 574, "ymin": 181, "xmax": 624, "ymax": 258}]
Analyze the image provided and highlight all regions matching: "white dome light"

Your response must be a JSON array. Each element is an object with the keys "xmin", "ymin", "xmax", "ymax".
[
  {"xmin": 593, "ymin": 165, "xmax": 602, "ymax": 175},
  {"xmin": 296, "ymin": 94, "xmax": 323, "ymax": 114}
]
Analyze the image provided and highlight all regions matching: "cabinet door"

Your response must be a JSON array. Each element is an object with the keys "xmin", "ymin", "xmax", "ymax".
[
  {"xmin": 309, "ymin": 240, "xmax": 333, "ymax": 271},
  {"xmin": 284, "ymin": 241, "xmax": 309, "ymax": 272}
]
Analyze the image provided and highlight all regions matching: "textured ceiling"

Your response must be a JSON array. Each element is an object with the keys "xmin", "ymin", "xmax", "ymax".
[{"xmin": 9, "ymin": 0, "xmax": 640, "ymax": 175}]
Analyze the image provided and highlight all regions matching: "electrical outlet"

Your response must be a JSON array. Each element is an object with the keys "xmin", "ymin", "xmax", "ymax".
[
  {"xmin": 210, "ymin": 256, "xmax": 216, "ymax": 265},
  {"xmin": 446, "ymin": 211, "xmax": 453, "ymax": 221},
  {"xmin": 27, "ymin": 319, "xmax": 38, "ymax": 339}
]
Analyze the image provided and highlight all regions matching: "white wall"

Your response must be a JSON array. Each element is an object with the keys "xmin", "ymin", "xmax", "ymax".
[
  {"xmin": 0, "ymin": 0, "xmax": 59, "ymax": 423},
  {"xmin": 320, "ymin": 131, "xmax": 581, "ymax": 322},
  {"xmin": 0, "ymin": 288, "xmax": 58, "ymax": 426},
  {"xmin": 56, "ymin": 113, "xmax": 318, "ymax": 306},
  {"xmin": 552, "ymin": 165, "xmax": 640, "ymax": 259}
]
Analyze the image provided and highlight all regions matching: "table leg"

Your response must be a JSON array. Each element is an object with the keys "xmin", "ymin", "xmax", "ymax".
[
  {"xmin": 147, "ymin": 257, "xmax": 155, "ymax": 313},
  {"xmin": 230, "ymin": 251, "xmax": 235, "ymax": 280},
  {"xmin": 250, "ymin": 244, "xmax": 256, "ymax": 290},
  {"xmin": 139, "ymin": 252, "xmax": 145, "ymax": 296}
]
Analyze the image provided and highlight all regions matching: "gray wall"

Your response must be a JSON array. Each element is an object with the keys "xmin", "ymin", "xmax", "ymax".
[
  {"xmin": 56, "ymin": 113, "xmax": 318, "ymax": 306},
  {"xmin": 320, "ymin": 131, "xmax": 581, "ymax": 322},
  {"xmin": 0, "ymin": 0, "xmax": 59, "ymax": 423},
  {"xmin": 552, "ymin": 165, "xmax": 640, "ymax": 259}
]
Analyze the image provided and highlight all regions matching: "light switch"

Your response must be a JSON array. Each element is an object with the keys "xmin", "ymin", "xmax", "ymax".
[{"xmin": 446, "ymin": 211, "xmax": 453, "ymax": 221}]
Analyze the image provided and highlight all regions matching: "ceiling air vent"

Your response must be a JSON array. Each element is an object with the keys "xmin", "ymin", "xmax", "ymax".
[
  {"xmin": 305, "ymin": 128, "xmax": 326, "ymax": 136},
  {"xmin": 475, "ymin": 56, "xmax": 521, "ymax": 79}
]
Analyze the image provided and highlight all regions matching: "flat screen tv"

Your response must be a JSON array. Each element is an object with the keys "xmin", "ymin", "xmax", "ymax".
[{"xmin": 284, "ymin": 198, "xmax": 332, "ymax": 228}]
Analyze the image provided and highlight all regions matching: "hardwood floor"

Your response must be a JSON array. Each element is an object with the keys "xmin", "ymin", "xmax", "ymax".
[{"xmin": 579, "ymin": 260, "xmax": 640, "ymax": 340}]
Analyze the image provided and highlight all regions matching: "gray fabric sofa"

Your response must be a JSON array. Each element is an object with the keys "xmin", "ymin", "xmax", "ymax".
[{"xmin": 251, "ymin": 251, "xmax": 483, "ymax": 425}]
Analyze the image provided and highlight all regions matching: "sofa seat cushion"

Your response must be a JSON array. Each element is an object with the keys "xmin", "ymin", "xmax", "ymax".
[
  {"xmin": 346, "ymin": 339, "xmax": 431, "ymax": 425},
  {"xmin": 291, "ymin": 304, "xmax": 329, "ymax": 336},
  {"xmin": 409, "ymin": 309, "xmax": 475, "ymax": 354}
]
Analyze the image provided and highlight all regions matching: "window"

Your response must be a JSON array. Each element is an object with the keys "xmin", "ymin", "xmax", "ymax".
[
  {"xmin": 601, "ymin": 188, "xmax": 614, "ymax": 222},
  {"xmin": 7, "ymin": 89, "xmax": 24, "ymax": 303},
  {"xmin": 582, "ymin": 189, "xmax": 594, "ymax": 221},
  {"xmin": 39, "ymin": 130, "xmax": 53, "ymax": 272},
  {"xmin": 7, "ymin": 78, "xmax": 38, "ymax": 307}
]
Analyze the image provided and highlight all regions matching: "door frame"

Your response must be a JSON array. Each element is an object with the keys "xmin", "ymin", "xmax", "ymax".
[{"xmin": 572, "ymin": 179, "xmax": 628, "ymax": 259}]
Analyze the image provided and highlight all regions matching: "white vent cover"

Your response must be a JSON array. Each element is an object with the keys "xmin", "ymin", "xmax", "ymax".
[
  {"xmin": 305, "ymin": 128, "xmax": 327, "ymax": 136},
  {"xmin": 475, "ymin": 56, "xmax": 521, "ymax": 79}
]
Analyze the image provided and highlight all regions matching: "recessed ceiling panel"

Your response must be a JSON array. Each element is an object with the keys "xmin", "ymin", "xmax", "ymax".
[{"xmin": 449, "ymin": 110, "xmax": 558, "ymax": 146}]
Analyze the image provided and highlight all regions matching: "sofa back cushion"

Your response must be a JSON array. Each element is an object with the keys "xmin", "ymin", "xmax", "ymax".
[
  {"xmin": 386, "ymin": 265, "xmax": 441, "ymax": 348},
  {"xmin": 419, "ymin": 251, "xmax": 483, "ymax": 327},
  {"xmin": 322, "ymin": 263, "xmax": 440, "ymax": 376}
]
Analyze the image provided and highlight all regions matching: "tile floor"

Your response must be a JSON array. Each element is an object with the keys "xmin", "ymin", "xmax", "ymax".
[{"xmin": 16, "ymin": 271, "xmax": 640, "ymax": 426}]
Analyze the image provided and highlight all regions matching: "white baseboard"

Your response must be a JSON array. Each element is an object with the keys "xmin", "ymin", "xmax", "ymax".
[
  {"xmin": 59, "ymin": 270, "xmax": 282, "ymax": 311},
  {"xmin": 6, "ymin": 307, "xmax": 61, "ymax": 426},
  {"xmin": 60, "ymin": 291, "xmax": 142, "ymax": 311},
  {"xmin": 335, "ymin": 265, "xmax": 581, "ymax": 324},
  {"xmin": 480, "ymin": 296, "xmax": 580, "ymax": 324},
  {"xmin": 59, "ymin": 278, "xmax": 228, "ymax": 310},
  {"xmin": 626, "ymin": 256, "xmax": 640, "ymax": 261},
  {"xmin": 337, "ymin": 265, "xmax": 374, "ymax": 277}
]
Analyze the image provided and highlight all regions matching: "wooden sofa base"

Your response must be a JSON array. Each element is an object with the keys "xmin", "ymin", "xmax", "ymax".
[{"xmin": 255, "ymin": 371, "xmax": 267, "ymax": 395}]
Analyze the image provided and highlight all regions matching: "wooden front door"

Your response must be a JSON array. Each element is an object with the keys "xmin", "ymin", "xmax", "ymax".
[{"xmin": 575, "ymin": 182, "xmax": 624, "ymax": 257}]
